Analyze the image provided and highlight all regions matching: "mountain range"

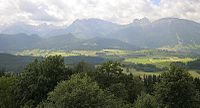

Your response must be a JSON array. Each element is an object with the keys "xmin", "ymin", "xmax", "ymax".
[{"xmin": 0, "ymin": 17, "xmax": 200, "ymax": 52}]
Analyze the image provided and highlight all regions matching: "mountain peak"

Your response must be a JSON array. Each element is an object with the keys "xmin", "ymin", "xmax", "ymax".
[
  {"xmin": 71, "ymin": 18, "xmax": 116, "ymax": 26},
  {"xmin": 132, "ymin": 17, "xmax": 151, "ymax": 25},
  {"xmin": 133, "ymin": 17, "xmax": 151, "ymax": 25}
]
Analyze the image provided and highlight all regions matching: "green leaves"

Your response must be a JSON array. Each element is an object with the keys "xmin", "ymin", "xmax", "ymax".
[
  {"xmin": 14, "ymin": 55, "xmax": 73, "ymax": 107},
  {"xmin": 38, "ymin": 74, "xmax": 132, "ymax": 108},
  {"xmin": 134, "ymin": 92, "xmax": 157, "ymax": 108},
  {"xmin": 0, "ymin": 76, "xmax": 17, "ymax": 108},
  {"xmin": 155, "ymin": 65, "xmax": 200, "ymax": 108}
]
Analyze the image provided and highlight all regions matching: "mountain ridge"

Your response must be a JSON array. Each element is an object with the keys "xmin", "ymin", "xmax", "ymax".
[{"xmin": 0, "ymin": 17, "xmax": 200, "ymax": 51}]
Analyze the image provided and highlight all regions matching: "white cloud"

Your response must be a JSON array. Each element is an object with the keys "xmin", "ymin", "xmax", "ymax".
[{"xmin": 0, "ymin": 0, "xmax": 199, "ymax": 26}]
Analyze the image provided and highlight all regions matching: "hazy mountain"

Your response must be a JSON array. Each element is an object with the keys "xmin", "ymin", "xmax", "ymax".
[
  {"xmin": 65, "ymin": 18, "xmax": 122, "ymax": 39},
  {"xmin": 109, "ymin": 18, "xmax": 200, "ymax": 48},
  {"xmin": 0, "ymin": 19, "xmax": 122, "ymax": 38},
  {"xmin": 0, "ymin": 33, "xmax": 41, "ymax": 52},
  {"xmin": 38, "ymin": 33, "xmax": 82, "ymax": 50},
  {"xmin": 0, "ymin": 18, "xmax": 200, "ymax": 50},
  {"xmin": 128, "ymin": 17, "xmax": 151, "ymax": 26},
  {"xmin": 0, "ymin": 33, "xmax": 138, "ymax": 52},
  {"xmin": 80, "ymin": 37, "xmax": 138, "ymax": 50},
  {"xmin": 0, "ymin": 22, "xmax": 67, "ymax": 37},
  {"xmin": 39, "ymin": 34, "xmax": 138, "ymax": 50}
]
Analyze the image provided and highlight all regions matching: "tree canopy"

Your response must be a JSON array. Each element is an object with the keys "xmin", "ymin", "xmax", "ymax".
[
  {"xmin": 38, "ymin": 74, "xmax": 132, "ymax": 108},
  {"xmin": 155, "ymin": 65, "xmax": 200, "ymax": 108}
]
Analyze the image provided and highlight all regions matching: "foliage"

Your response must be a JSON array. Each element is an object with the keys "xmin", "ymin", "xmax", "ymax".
[
  {"xmin": 0, "ymin": 76, "xmax": 17, "ymax": 108},
  {"xmin": 155, "ymin": 64, "xmax": 200, "ymax": 108},
  {"xmin": 143, "ymin": 75, "xmax": 160, "ymax": 94},
  {"xmin": 108, "ymin": 83, "xmax": 129, "ymax": 100},
  {"xmin": 1, "ymin": 54, "xmax": 200, "ymax": 107},
  {"xmin": 37, "ymin": 74, "xmax": 132, "ymax": 108},
  {"xmin": 73, "ymin": 61, "xmax": 94, "ymax": 73},
  {"xmin": 134, "ymin": 92, "xmax": 157, "ymax": 108},
  {"xmin": 93, "ymin": 61, "xmax": 144, "ymax": 103},
  {"xmin": 193, "ymin": 78, "xmax": 200, "ymax": 92},
  {"xmin": 14, "ymin": 55, "xmax": 73, "ymax": 107}
]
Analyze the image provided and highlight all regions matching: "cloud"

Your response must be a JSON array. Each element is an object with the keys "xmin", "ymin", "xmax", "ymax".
[{"xmin": 0, "ymin": 0, "xmax": 199, "ymax": 26}]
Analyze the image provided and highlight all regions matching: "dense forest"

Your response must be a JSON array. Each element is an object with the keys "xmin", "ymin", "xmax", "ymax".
[{"xmin": 0, "ymin": 55, "xmax": 199, "ymax": 108}]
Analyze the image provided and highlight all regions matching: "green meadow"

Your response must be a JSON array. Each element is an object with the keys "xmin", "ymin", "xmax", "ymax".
[{"xmin": 15, "ymin": 49, "xmax": 200, "ymax": 78}]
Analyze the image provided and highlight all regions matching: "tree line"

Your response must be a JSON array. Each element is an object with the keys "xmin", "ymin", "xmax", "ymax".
[{"xmin": 0, "ymin": 55, "xmax": 199, "ymax": 108}]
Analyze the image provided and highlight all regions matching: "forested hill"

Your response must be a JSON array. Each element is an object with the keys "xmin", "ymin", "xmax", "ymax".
[{"xmin": 0, "ymin": 53, "xmax": 107, "ymax": 72}]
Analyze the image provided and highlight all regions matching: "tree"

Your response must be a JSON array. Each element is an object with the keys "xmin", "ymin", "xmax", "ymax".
[
  {"xmin": 0, "ymin": 76, "xmax": 17, "ymax": 108},
  {"xmin": 37, "ymin": 74, "xmax": 132, "ymax": 108},
  {"xmin": 14, "ymin": 55, "xmax": 73, "ymax": 107},
  {"xmin": 143, "ymin": 75, "xmax": 160, "ymax": 94},
  {"xmin": 93, "ymin": 61, "xmax": 144, "ymax": 103},
  {"xmin": 0, "ymin": 68, "xmax": 6, "ymax": 77},
  {"xmin": 134, "ymin": 92, "xmax": 157, "ymax": 108},
  {"xmin": 94, "ymin": 61, "xmax": 123, "ymax": 88},
  {"xmin": 155, "ymin": 65, "xmax": 200, "ymax": 108},
  {"xmin": 74, "ymin": 61, "xmax": 94, "ymax": 73},
  {"xmin": 108, "ymin": 83, "xmax": 129, "ymax": 100},
  {"xmin": 193, "ymin": 78, "xmax": 200, "ymax": 92},
  {"xmin": 97, "ymin": 61, "xmax": 123, "ymax": 75}
]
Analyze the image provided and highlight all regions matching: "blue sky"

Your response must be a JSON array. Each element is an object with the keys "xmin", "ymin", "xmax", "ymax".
[{"xmin": 151, "ymin": 0, "xmax": 160, "ymax": 5}]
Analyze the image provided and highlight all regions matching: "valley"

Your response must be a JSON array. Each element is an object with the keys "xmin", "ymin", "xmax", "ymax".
[
  {"xmin": 1, "ymin": 18, "xmax": 200, "ymax": 78},
  {"xmin": 1, "ymin": 48, "xmax": 199, "ymax": 78}
]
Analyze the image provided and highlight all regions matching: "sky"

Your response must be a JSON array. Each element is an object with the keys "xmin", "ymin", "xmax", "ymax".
[{"xmin": 0, "ymin": 0, "xmax": 200, "ymax": 26}]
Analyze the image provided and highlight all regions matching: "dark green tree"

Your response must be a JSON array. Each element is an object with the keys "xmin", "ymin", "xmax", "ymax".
[
  {"xmin": 14, "ymin": 55, "xmax": 73, "ymax": 107},
  {"xmin": 143, "ymin": 75, "xmax": 160, "ymax": 94},
  {"xmin": 93, "ymin": 61, "xmax": 144, "ymax": 103},
  {"xmin": 155, "ymin": 65, "xmax": 200, "ymax": 108},
  {"xmin": 74, "ymin": 61, "xmax": 94, "ymax": 73},
  {"xmin": 108, "ymin": 83, "xmax": 129, "ymax": 100},
  {"xmin": 0, "ymin": 76, "xmax": 17, "ymax": 108},
  {"xmin": 193, "ymin": 78, "xmax": 200, "ymax": 92},
  {"xmin": 0, "ymin": 68, "xmax": 6, "ymax": 77},
  {"xmin": 134, "ymin": 92, "xmax": 157, "ymax": 108},
  {"xmin": 37, "ymin": 74, "xmax": 132, "ymax": 108}
]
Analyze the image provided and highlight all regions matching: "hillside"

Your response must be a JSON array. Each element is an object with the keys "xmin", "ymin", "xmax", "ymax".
[
  {"xmin": 0, "ymin": 33, "xmax": 41, "ymax": 52},
  {"xmin": 0, "ymin": 33, "xmax": 138, "ymax": 52}
]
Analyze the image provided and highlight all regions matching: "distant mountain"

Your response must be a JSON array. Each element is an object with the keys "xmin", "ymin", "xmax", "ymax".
[
  {"xmin": 128, "ymin": 17, "xmax": 151, "ymax": 26},
  {"xmin": 0, "ymin": 22, "xmax": 67, "ymax": 37},
  {"xmin": 65, "ymin": 18, "xmax": 122, "ymax": 38},
  {"xmin": 0, "ymin": 33, "xmax": 138, "ymax": 52},
  {"xmin": 0, "ymin": 17, "xmax": 200, "ymax": 50},
  {"xmin": 39, "ymin": 34, "xmax": 138, "ymax": 50},
  {"xmin": 109, "ymin": 18, "xmax": 200, "ymax": 48},
  {"xmin": 0, "ymin": 33, "xmax": 41, "ymax": 52},
  {"xmin": 38, "ymin": 33, "xmax": 81, "ymax": 50},
  {"xmin": 0, "ymin": 19, "xmax": 122, "ymax": 38},
  {"xmin": 79, "ymin": 37, "xmax": 138, "ymax": 50}
]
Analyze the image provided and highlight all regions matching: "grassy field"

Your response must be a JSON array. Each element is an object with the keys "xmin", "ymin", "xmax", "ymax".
[
  {"xmin": 15, "ymin": 49, "xmax": 200, "ymax": 78},
  {"xmin": 124, "ymin": 57, "xmax": 195, "ymax": 68},
  {"xmin": 124, "ymin": 68, "xmax": 200, "ymax": 78},
  {"xmin": 16, "ymin": 49, "xmax": 129, "ymax": 57}
]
